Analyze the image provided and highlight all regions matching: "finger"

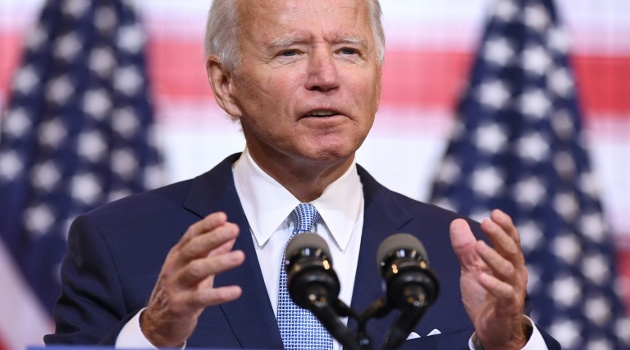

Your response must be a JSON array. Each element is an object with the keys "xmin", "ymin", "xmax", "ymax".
[
  {"xmin": 177, "ymin": 250, "xmax": 245, "ymax": 287},
  {"xmin": 179, "ymin": 212, "xmax": 229, "ymax": 247},
  {"xmin": 184, "ymin": 285, "xmax": 243, "ymax": 309},
  {"xmin": 475, "ymin": 241, "xmax": 515, "ymax": 281},
  {"xmin": 208, "ymin": 224, "xmax": 240, "ymax": 257},
  {"xmin": 450, "ymin": 218, "xmax": 482, "ymax": 269},
  {"xmin": 179, "ymin": 222, "xmax": 239, "ymax": 262},
  {"xmin": 480, "ymin": 217, "xmax": 523, "ymax": 266},
  {"xmin": 490, "ymin": 209, "xmax": 520, "ymax": 243},
  {"xmin": 477, "ymin": 271, "xmax": 518, "ymax": 301}
]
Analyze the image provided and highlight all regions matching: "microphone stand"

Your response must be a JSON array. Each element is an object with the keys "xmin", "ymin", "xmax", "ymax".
[
  {"xmin": 304, "ymin": 285, "xmax": 365, "ymax": 350},
  {"xmin": 322, "ymin": 297, "xmax": 380, "ymax": 350},
  {"xmin": 381, "ymin": 303, "xmax": 431, "ymax": 350},
  {"xmin": 356, "ymin": 298, "xmax": 390, "ymax": 350},
  {"xmin": 309, "ymin": 295, "xmax": 385, "ymax": 350},
  {"xmin": 320, "ymin": 295, "xmax": 431, "ymax": 350}
]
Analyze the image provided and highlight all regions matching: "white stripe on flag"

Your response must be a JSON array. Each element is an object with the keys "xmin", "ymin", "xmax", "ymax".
[{"xmin": 0, "ymin": 241, "xmax": 51, "ymax": 350}]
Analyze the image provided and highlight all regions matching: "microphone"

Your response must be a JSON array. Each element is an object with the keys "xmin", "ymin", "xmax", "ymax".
[
  {"xmin": 377, "ymin": 233, "xmax": 439, "ymax": 350},
  {"xmin": 285, "ymin": 233, "xmax": 360, "ymax": 350}
]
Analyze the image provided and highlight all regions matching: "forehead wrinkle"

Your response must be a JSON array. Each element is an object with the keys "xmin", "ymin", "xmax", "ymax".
[{"xmin": 241, "ymin": 0, "xmax": 375, "ymax": 57}]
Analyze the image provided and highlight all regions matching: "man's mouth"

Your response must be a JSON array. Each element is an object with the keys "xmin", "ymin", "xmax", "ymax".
[{"xmin": 305, "ymin": 110, "xmax": 339, "ymax": 117}]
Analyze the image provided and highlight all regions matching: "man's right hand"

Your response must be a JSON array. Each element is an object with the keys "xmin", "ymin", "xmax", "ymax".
[{"xmin": 140, "ymin": 212, "xmax": 245, "ymax": 347}]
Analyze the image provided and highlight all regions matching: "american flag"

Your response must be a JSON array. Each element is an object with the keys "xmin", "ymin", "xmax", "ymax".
[
  {"xmin": 429, "ymin": 0, "xmax": 630, "ymax": 349},
  {"xmin": 0, "ymin": 0, "xmax": 162, "ymax": 349}
]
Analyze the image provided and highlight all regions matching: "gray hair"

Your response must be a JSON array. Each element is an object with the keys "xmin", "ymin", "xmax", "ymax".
[{"xmin": 204, "ymin": 0, "xmax": 385, "ymax": 71}]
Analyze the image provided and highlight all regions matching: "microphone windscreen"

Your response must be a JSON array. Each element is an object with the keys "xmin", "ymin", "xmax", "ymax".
[
  {"xmin": 286, "ymin": 232, "xmax": 331, "ymax": 260},
  {"xmin": 376, "ymin": 233, "xmax": 429, "ymax": 266}
]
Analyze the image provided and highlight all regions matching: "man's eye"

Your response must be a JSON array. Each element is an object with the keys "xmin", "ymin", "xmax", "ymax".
[
  {"xmin": 280, "ymin": 50, "xmax": 298, "ymax": 57},
  {"xmin": 341, "ymin": 48, "xmax": 357, "ymax": 55}
]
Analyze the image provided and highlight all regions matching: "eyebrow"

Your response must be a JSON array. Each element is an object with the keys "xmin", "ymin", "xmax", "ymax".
[
  {"xmin": 269, "ymin": 35, "xmax": 369, "ymax": 50},
  {"xmin": 336, "ymin": 36, "xmax": 369, "ymax": 49},
  {"xmin": 269, "ymin": 37, "xmax": 307, "ymax": 50}
]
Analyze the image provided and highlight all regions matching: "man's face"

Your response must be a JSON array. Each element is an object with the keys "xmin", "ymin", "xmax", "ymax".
[{"xmin": 228, "ymin": 0, "xmax": 382, "ymax": 170}]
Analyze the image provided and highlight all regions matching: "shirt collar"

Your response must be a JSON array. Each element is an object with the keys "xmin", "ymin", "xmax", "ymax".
[{"xmin": 233, "ymin": 148, "xmax": 362, "ymax": 251}]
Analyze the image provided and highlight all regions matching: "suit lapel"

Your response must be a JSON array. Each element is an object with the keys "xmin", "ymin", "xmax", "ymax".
[
  {"xmin": 349, "ymin": 165, "xmax": 414, "ymax": 349},
  {"xmin": 183, "ymin": 154, "xmax": 283, "ymax": 349}
]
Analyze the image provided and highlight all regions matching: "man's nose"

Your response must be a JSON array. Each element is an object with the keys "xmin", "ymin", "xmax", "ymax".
[{"xmin": 305, "ymin": 49, "xmax": 340, "ymax": 92}]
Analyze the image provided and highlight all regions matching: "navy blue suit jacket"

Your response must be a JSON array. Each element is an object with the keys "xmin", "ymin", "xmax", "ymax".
[{"xmin": 45, "ymin": 154, "xmax": 560, "ymax": 349}]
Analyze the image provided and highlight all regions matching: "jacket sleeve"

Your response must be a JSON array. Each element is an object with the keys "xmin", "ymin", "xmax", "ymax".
[{"xmin": 44, "ymin": 214, "xmax": 141, "ymax": 345}]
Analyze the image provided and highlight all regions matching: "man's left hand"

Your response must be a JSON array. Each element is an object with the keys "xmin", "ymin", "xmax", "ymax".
[{"xmin": 450, "ymin": 209, "xmax": 529, "ymax": 350}]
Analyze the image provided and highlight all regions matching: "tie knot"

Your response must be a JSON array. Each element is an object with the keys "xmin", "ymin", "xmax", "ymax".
[{"xmin": 291, "ymin": 203, "xmax": 320, "ymax": 234}]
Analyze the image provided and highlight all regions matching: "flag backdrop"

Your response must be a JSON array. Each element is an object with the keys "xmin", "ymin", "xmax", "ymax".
[
  {"xmin": 1, "ymin": 0, "xmax": 630, "ymax": 350},
  {"xmin": 430, "ymin": 0, "xmax": 630, "ymax": 349},
  {"xmin": 0, "ymin": 0, "xmax": 162, "ymax": 349}
]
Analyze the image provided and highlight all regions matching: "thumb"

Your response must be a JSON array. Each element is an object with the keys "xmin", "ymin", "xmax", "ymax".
[{"xmin": 450, "ymin": 218, "xmax": 479, "ymax": 268}]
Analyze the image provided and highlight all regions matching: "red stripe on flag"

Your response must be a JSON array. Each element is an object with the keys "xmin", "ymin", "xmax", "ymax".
[
  {"xmin": 380, "ymin": 50, "xmax": 472, "ymax": 111},
  {"xmin": 573, "ymin": 55, "xmax": 630, "ymax": 116},
  {"xmin": 148, "ymin": 37, "xmax": 212, "ymax": 101},
  {"xmin": 619, "ymin": 247, "xmax": 630, "ymax": 313},
  {"xmin": 380, "ymin": 51, "xmax": 630, "ymax": 119},
  {"xmin": 0, "ymin": 33, "xmax": 23, "ymax": 101},
  {"xmin": 0, "ymin": 335, "xmax": 8, "ymax": 350}
]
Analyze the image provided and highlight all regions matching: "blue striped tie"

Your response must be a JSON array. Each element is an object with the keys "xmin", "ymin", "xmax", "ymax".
[{"xmin": 277, "ymin": 203, "xmax": 333, "ymax": 350}]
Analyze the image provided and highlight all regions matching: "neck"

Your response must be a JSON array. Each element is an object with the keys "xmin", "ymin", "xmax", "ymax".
[{"xmin": 247, "ymin": 149, "xmax": 354, "ymax": 203}]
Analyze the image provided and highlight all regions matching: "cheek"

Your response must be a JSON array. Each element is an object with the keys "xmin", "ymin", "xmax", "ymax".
[
  {"xmin": 354, "ymin": 79, "xmax": 381, "ymax": 115},
  {"xmin": 346, "ymin": 67, "xmax": 380, "ymax": 96},
  {"xmin": 367, "ymin": 70, "xmax": 382, "ymax": 98},
  {"xmin": 241, "ymin": 73, "xmax": 299, "ymax": 114}
]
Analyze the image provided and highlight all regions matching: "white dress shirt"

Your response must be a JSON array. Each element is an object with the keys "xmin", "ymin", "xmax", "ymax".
[
  {"xmin": 232, "ymin": 148, "xmax": 364, "ymax": 320},
  {"xmin": 116, "ymin": 149, "xmax": 548, "ymax": 349}
]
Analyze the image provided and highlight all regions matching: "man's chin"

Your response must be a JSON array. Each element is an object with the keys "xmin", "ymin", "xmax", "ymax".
[{"xmin": 298, "ymin": 147, "xmax": 357, "ymax": 167}]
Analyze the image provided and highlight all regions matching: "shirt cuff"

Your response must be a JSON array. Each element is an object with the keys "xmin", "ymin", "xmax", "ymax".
[
  {"xmin": 115, "ymin": 308, "xmax": 157, "ymax": 349},
  {"xmin": 468, "ymin": 316, "xmax": 548, "ymax": 350}
]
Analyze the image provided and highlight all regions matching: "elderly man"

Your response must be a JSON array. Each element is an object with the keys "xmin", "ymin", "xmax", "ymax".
[{"xmin": 46, "ymin": 0, "xmax": 560, "ymax": 349}]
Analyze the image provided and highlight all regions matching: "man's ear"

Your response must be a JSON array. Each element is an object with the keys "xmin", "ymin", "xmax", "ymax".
[{"xmin": 206, "ymin": 56, "xmax": 242, "ymax": 117}]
